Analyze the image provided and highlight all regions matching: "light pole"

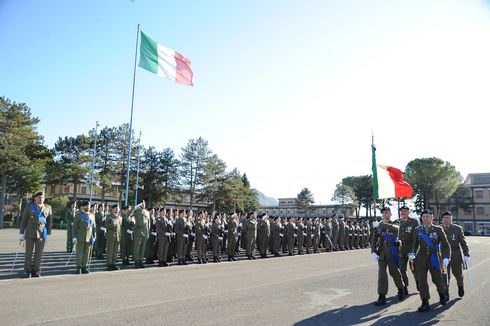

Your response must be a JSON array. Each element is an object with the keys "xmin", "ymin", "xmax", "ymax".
[{"xmin": 89, "ymin": 121, "xmax": 99, "ymax": 207}]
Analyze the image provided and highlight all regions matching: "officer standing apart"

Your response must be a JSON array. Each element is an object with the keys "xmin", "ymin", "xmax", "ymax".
[
  {"xmin": 398, "ymin": 205, "xmax": 420, "ymax": 294},
  {"xmin": 440, "ymin": 211, "xmax": 470, "ymax": 298},
  {"xmin": 409, "ymin": 209, "xmax": 450, "ymax": 312},
  {"xmin": 371, "ymin": 207, "xmax": 405, "ymax": 306},
  {"xmin": 19, "ymin": 191, "xmax": 52, "ymax": 278},
  {"xmin": 72, "ymin": 201, "xmax": 96, "ymax": 274}
]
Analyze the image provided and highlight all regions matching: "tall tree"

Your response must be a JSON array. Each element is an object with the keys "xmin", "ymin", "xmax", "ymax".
[
  {"xmin": 111, "ymin": 123, "xmax": 138, "ymax": 204},
  {"xmin": 95, "ymin": 126, "xmax": 118, "ymax": 201},
  {"xmin": 140, "ymin": 146, "xmax": 165, "ymax": 207},
  {"xmin": 201, "ymin": 154, "xmax": 227, "ymax": 211},
  {"xmin": 296, "ymin": 187, "xmax": 315, "ymax": 217},
  {"xmin": 159, "ymin": 148, "xmax": 180, "ymax": 202},
  {"xmin": 405, "ymin": 157, "xmax": 462, "ymax": 215},
  {"xmin": 52, "ymin": 134, "xmax": 92, "ymax": 201},
  {"xmin": 342, "ymin": 175, "xmax": 373, "ymax": 218},
  {"xmin": 179, "ymin": 137, "xmax": 211, "ymax": 209},
  {"xmin": 0, "ymin": 97, "xmax": 50, "ymax": 227},
  {"xmin": 332, "ymin": 183, "xmax": 356, "ymax": 214}
]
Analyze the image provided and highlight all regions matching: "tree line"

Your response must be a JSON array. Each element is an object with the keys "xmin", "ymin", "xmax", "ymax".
[{"xmin": 0, "ymin": 96, "xmax": 257, "ymax": 227}]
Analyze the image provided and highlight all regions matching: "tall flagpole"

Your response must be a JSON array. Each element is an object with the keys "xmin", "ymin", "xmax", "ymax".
[
  {"xmin": 134, "ymin": 131, "xmax": 142, "ymax": 207},
  {"xmin": 89, "ymin": 121, "xmax": 100, "ymax": 207},
  {"xmin": 125, "ymin": 24, "xmax": 140, "ymax": 206}
]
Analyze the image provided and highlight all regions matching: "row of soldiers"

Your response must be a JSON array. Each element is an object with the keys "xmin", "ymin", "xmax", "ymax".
[
  {"xmin": 371, "ymin": 206, "xmax": 471, "ymax": 313},
  {"xmin": 62, "ymin": 201, "xmax": 376, "ymax": 273}
]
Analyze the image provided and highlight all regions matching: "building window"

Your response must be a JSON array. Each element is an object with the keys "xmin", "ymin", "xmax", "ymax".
[
  {"xmin": 475, "ymin": 190, "xmax": 483, "ymax": 199},
  {"xmin": 476, "ymin": 207, "xmax": 485, "ymax": 216}
]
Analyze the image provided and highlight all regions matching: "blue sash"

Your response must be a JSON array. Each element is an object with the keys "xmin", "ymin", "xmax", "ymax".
[
  {"xmin": 30, "ymin": 203, "xmax": 48, "ymax": 239},
  {"xmin": 80, "ymin": 212, "xmax": 96, "ymax": 246},
  {"xmin": 417, "ymin": 226, "xmax": 440, "ymax": 271},
  {"xmin": 380, "ymin": 228, "xmax": 400, "ymax": 268}
]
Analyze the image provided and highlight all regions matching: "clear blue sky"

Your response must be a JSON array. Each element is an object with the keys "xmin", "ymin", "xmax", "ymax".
[{"xmin": 1, "ymin": 0, "xmax": 490, "ymax": 203}]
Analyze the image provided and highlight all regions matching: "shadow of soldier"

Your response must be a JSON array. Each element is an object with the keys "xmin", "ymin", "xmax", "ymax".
[{"xmin": 294, "ymin": 295, "xmax": 461, "ymax": 326}]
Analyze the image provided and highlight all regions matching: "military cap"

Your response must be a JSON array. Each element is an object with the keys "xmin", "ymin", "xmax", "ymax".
[
  {"xmin": 121, "ymin": 205, "xmax": 129, "ymax": 210},
  {"xmin": 380, "ymin": 207, "xmax": 391, "ymax": 212},
  {"xmin": 421, "ymin": 209, "xmax": 433, "ymax": 215},
  {"xmin": 399, "ymin": 205, "xmax": 409, "ymax": 211},
  {"xmin": 33, "ymin": 191, "xmax": 44, "ymax": 198},
  {"xmin": 440, "ymin": 211, "xmax": 452, "ymax": 218},
  {"xmin": 111, "ymin": 204, "xmax": 118, "ymax": 209}
]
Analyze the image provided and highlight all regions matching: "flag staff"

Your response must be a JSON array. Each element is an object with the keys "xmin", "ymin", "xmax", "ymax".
[
  {"xmin": 134, "ymin": 131, "xmax": 142, "ymax": 207},
  {"xmin": 89, "ymin": 121, "xmax": 100, "ymax": 207},
  {"xmin": 125, "ymin": 24, "xmax": 140, "ymax": 206}
]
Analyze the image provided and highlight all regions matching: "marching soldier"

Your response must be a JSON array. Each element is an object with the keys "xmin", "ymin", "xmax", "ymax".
[
  {"xmin": 331, "ymin": 214, "xmax": 339, "ymax": 251},
  {"xmin": 64, "ymin": 201, "xmax": 76, "ymax": 253},
  {"xmin": 227, "ymin": 213, "xmax": 239, "ymax": 261},
  {"xmin": 398, "ymin": 205, "xmax": 420, "ymax": 295},
  {"xmin": 243, "ymin": 212, "xmax": 258, "ymax": 260},
  {"xmin": 19, "ymin": 191, "xmax": 52, "ymax": 278},
  {"xmin": 312, "ymin": 217, "xmax": 321, "ymax": 253},
  {"xmin": 105, "ymin": 204, "xmax": 122, "ymax": 271},
  {"xmin": 440, "ymin": 211, "xmax": 470, "ymax": 298},
  {"xmin": 296, "ymin": 217, "xmax": 305, "ymax": 255},
  {"xmin": 371, "ymin": 207, "xmax": 405, "ymax": 306},
  {"xmin": 132, "ymin": 201, "xmax": 150, "ymax": 269},
  {"xmin": 286, "ymin": 216, "xmax": 296, "ymax": 256},
  {"xmin": 72, "ymin": 201, "xmax": 96, "ymax": 274},
  {"xmin": 409, "ymin": 209, "xmax": 451, "ymax": 312}
]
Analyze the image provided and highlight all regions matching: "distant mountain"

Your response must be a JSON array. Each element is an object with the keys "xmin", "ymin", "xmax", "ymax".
[{"xmin": 254, "ymin": 189, "xmax": 279, "ymax": 207}]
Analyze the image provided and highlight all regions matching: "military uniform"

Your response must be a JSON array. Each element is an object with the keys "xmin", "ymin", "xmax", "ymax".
[
  {"xmin": 243, "ymin": 214, "xmax": 258, "ymax": 259},
  {"xmin": 338, "ymin": 218, "xmax": 346, "ymax": 250},
  {"xmin": 286, "ymin": 219, "xmax": 296, "ymax": 256},
  {"xmin": 331, "ymin": 216, "xmax": 339, "ymax": 250},
  {"xmin": 296, "ymin": 218, "xmax": 305, "ymax": 255},
  {"xmin": 257, "ymin": 215, "xmax": 270, "ymax": 258},
  {"xmin": 105, "ymin": 209, "xmax": 121, "ymax": 270},
  {"xmin": 132, "ymin": 206, "xmax": 150, "ymax": 268},
  {"xmin": 442, "ymin": 222, "xmax": 469, "ymax": 297},
  {"xmin": 305, "ymin": 219, "xmax": 313, "ymax": 254},
  {"xmin": 156, "ymin": 211, "xmax": 172, "ymax": 266},
  {"xmin": 94, "ymin": 209, "xmax": 106, "ymax": 259},
  {"xmin": 398, "ymin": 216, "xmax": 420, "ymax": 293},
  {"xmin": 64, "ymin": 206, "xmax": 75, "ymax": 252},
  {"xmin": 371, "ymin": 217, "xmax": 405, "ymax": 305},
  {"xmin": 227, "ymin": 216, "xmax": 239, "ymax": 261},
  {"xmin": 411, "ymin": 219, "xmax": 451, "ymax": 311},
  {"xmin": 19, "ymin": 198, "xmax": 52, "ymax": 277},
  {"xmin": 120, "ymin": 209, "xmax": 135, "ymax": 265},
  {"xmin": 145, "ymin": 212, "xmax": 157, "ymax": 264},
  {"xmin": 211, "ymin": 218, "xmax": 223, "ymax": 262},
  {"xmin": 175, "ymin": 214, "xmax": 189, "ymax": 265},
  {"xmin": 72, "ymin": 206, "xmax": 96, "ymax": 274},
  {"xmin": 312, "ymin": 219, "xmax": 321, "ymax": 253}
]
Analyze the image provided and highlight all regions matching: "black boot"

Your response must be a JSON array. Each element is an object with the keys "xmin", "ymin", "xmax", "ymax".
[
  {"xmin": 31, "ymin": 270, "xmax": 40, "ymax": 278},
  {"xmin": 404, "ymin": 286, "xmax": 409, "ymax": 296},
  {"xmin": 112, "ymin": 264, "xmax": 120, "ymax": 270},
  {"xmin": 398, "ymin": 288, "xmax": 405, "ymax": 301},
  {"xmin": 458, "ymin": 286, "xmax": 465, "ymax": 297},
  {"xmin": 81, "ymin": 268, "xmax": 89, "ymax": 274},
  {"xmin": 228, "ymin": 255, "xmax": 232, "ymax": 261},
  {"xmin": 231, "ymin": 256, "xmax": 237, "ymax": 261},
  {"xmin": 439, "ymin": 292, "xmax": 448, "ymax": 305},
  {"xmin": 418, "ymin": 299, "xmax": 430, "ymax": 312},
  {"xmin": 374, "ymin": 294, "xmax": 386, "ymax": 306},
  {"xmin": 178, "ymin": 259, "xmax": 183, "ymax": 265},
  {"xmin": 213, "ymin": 256, "xmax": 218, "ymax": 263}
]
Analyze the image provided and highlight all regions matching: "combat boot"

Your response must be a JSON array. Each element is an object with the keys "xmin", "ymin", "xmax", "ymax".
[
  {"xmin": 112, "ymin": 264, "xmax": 120, "ymax": 270},
  {"xmin": 231, "ymin": 256, "xmax": 237, "ymax": 261},
  {"xmin": 458, "ymin": 286, "xmax": 464, "ymax": 297},
  {"xmin": 398, "ymin": 288, "xmax": 405, "ymax": 301},
  {"xmin": 227, "ymin": 255, "xmax": 232, "ymax": 261},
  {"xmin": 81, "ymin": 268, "xmax": 89, "ymax": 274},
  {"xmin": 374, "ymin": 294, "xmax": 386, "ymax": 306},
  {"xmin": 418, "ymin": 299, "xmax": 430, "ymax": 312},
  {"xmin": 439, "ymin": 292, "xmax": 448, "ymax": 305},
  {"xmin": 139, "ymin": 261, "xmax": 146, "ymax": 268}
]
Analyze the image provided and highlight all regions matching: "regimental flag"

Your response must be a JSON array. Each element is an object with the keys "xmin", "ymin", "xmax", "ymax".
[
  {"xmin": 138, "ymin": 31, "xmax": 194, "ymax": 86},
  {"xmin": 371, "ymin": 144, "xmax": 413, "ymax": 199}
]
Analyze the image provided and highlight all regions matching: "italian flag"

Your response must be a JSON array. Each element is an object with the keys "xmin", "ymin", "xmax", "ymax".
[
  {"xmin": 372, "ymin": 144, "xmax": 413, "ymax": 199},
  {"xmin": 138, "ymin": 31, "xmax": 194, "ymax": 86}
]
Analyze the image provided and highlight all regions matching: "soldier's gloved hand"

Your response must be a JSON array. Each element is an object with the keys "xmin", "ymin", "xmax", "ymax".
[
  {"xmin": 151, "ymin": 232, "xmax": 157, "ymax": 237},
  {"xmin": 19, "ymin": 234, "xmax": 25, "ymax": 241},
  {"xmin": 113, "ymin": 219, "xmax": 118, "ymax": 225},
  {"xmin": 464, "ymin": 256, "xmax": 470, "ymax": 264},
  {"xmin": 165, "ymin": 232, "xmax": 171, "ymax": 236},
  {"xmin": 100, "ymin": 226, "xmax": 106, "ymax": 232},
  {"xmin": 371, "ymin": 253, "xmax": 379, "ymax": 261},
  {"xmin": 372, "ymin": 221, "xmax": 380, "ymax": 228},
  {"xmin": 408, "ymin": 252, "xmax": 416, "ymax": 261},
  {"xmin": 72, "ymin": 238, "xmax": 78, "ymax": 245},
  {"xmin": 443, "ymin": 258, "xmax": 449, "ymax": 268},
  {"xmin": 127, "ymin": 230, "xmax": 133, "ymax": 235}
]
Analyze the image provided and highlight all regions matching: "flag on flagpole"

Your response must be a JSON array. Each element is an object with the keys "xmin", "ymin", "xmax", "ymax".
[
  {"xmin": 372, "ymin": 144, "xmax": 413, "ymax": 199},
  {"xmin": 138, "ymin": 31, "xmax": 194, "ymax": 86}
]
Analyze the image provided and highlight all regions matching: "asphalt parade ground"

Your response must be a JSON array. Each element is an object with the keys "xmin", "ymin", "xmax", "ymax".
[{"xmin": 1, "ymin": 229, "xmax": 489, "ymax": 326}]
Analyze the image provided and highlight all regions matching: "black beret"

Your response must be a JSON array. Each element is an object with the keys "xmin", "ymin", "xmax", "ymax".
[
  {"xmin": 80, "ymin": 201, "xmax": 90, "ymax": 207},
  {"xmin": 399, "ymin": 205, "xmax": 409, "ymax": 211},
  {"xmin": 440, "ymin": 211, "xmax": 452, "ymax": 218},
  {"xmin": 111, "ymin": 204, "xmax": 118, "ymax": 209},
  {"xmin": 380, "ymin": 207, "xmax": 391, "ymax": 212},
  {"xmin": 421, "ymin": 209, "xmax": 433, "ymax": 216}
]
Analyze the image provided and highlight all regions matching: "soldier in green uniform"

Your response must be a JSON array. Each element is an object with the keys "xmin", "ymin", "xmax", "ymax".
[
  {"xmin": 338, "ymin": 216, "xmax": 346, "ymax": 251},
  {"xmin": 120, "ymin": 205, "xmax": 135, "ymax": 266},
  {"xmin": 175, "ymin": 210, "xmax": 189, "ymax": 265},
  {"xmin": 72, "ymin": 201, "xmax": 96, "ymax": 274},
  {"xmin": 305, "ymin": 217, "xmax": 313, "ymax": 254},
  {"xmin": 331, "ymin": 214, "xmax": 339, "ymax": 251},
  {"xmin": 243, "ymin": 212, "xmax": 258, "ymax": 260},
  {"xmin": 257, "ymin": 213, "xmax": 270, "ymax": 258},
  {"xmin": 94, "ymin": 203, "xmax": 106, "ymax": 259},
  {"xmin": 312, "ymin": 217, "xmax": 321, "ymax": 253},
  {"xmin": 285, "ymin": 216, "xmax": 296, "ymax": 256},
  {"xmin": 409, "ymin": 209, "xmax": 451, "ymax": 312},
  {"xmin": 19, "ymin": 191, "xmax": 52, "ymax": 278},
  {"xmin": 371, "ymin": 207, "xmax": 405, "ymax": 306},
  {"xmin": 397, "ymin": 205, "xmax": 420, "ymax": 295},
  {"xmin": 211, "ymin": 214, "xmax": 223, "ymax": 262},
  {"xmin": 227, "ymin": 213, "xmax": 239, "ymax": 261},
  {"xmin": 105, "ymin": 203, "xmax": 121, "ymax": 271},
  {"xmin": 145, "ymin": 208, "xmax": 157, "ymax": 264},
  {"xmin": 296, "ymin": 217, "xmax": 305, "ymax": 255},
  {"xmin": 64, "ymin": 201, "xmax": 76, "ymax": 253},
  {"xmin": 440, "ymin": 211, "xmax": 470, "ymax": 298},
  {"xmin": 132, "ymin": 201, "xmax": 149, "ymax": 269},
  {"xmin": 195, "ymin": 211, "xmax": 209, "ymax": 264}
]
